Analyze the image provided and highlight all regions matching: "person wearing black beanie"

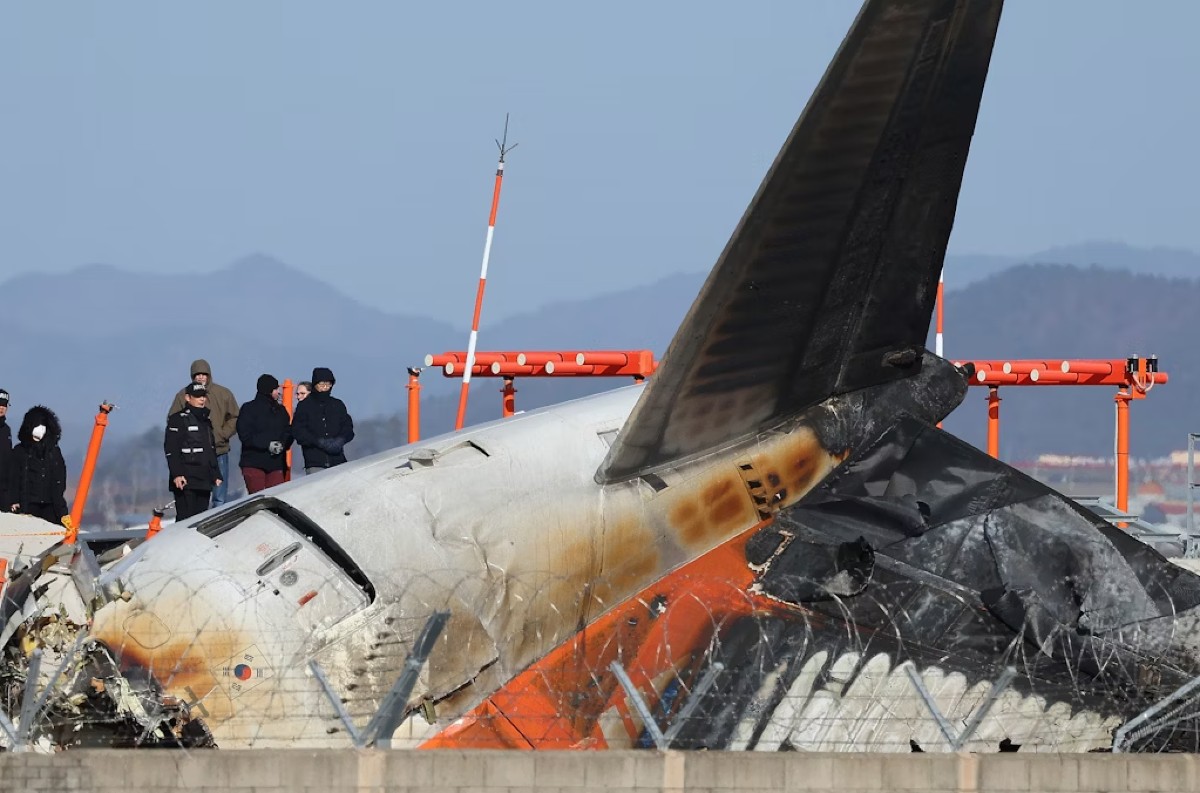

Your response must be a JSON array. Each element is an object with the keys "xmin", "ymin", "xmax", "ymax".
[
  {"xmin": 291, "ymin": 366, "xmax": 354, "ymax": 473},
  {"xmin": 236, "ymin": 373, "xmax": 293, "ymax": 494}
]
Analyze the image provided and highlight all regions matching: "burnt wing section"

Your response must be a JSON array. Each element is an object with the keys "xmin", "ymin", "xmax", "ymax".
[{"xmin": 599, "ymin": 0, "xmax": 1004, "ymax": 483}]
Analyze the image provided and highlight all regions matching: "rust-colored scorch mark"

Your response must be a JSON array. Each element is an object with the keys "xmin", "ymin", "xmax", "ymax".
[
  {"xmin": 591, "ymin": 518, "xmax": 661, "ymax": 608},
  {"xmin": 91, "ymin": 623, "xmax": 247, "ymax": 725},
  {"xmin": 539, "ymin": 515, "xmax": 660, "ymax": 641},
  {"xmin": 768, "ymin": 427, "xmax": 836, "ymax": 503},
  {"xmin": 670, "ymin": 472, "xmax": 757, "ymax": 548}
]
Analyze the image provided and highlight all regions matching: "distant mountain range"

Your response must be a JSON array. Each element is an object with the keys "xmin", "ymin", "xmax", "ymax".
[
  {"xmin": 943, "ymin": 241, "xmax": 1200, "ymax": 288},
  {"xmin": 935, "ymin": 263, "xmax": 1200, "ymax": 460},
  {"xmin": 1, "ymin": 241, "xmax": 1197, "ymax": 470}
]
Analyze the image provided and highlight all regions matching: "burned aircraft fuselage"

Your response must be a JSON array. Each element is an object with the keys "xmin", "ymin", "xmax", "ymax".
[
  {"xmin": 6, "ymin": 355, "xmax": 1199, "ymax": 752},
  {"xmin": 0, "ymin": 356, "xmax": 955, "ymax": 748},
  {"xmin": 5, "ymin": 0, "xmax": 1198, "ymax": 754},
  {"xmin": 1, "ymin": 361, "xmax": 946, "ymax": 748}
]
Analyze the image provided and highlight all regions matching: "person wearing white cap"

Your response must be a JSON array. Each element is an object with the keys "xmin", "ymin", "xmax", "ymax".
[
  {"xmin": 7, "ymin": 404, "xmax": 68, "ymax": 526},
  {"xmin": 164, "ymin": 381, "xmax": 223, "ymax": 521}
]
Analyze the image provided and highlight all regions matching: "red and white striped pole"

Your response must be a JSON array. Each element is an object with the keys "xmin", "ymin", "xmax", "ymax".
[
  {"xmin": 455, "ymin": 116, "xmax": 517, "ymax": 431},
  {"xmin": 935, "ymin": 270, "xmax": 944, "ymax": 357},
  {"xmin": 935, "ymin": 269, "xmax": 945, "ymax": 430}
]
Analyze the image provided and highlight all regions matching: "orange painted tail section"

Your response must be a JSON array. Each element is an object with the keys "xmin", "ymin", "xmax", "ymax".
[{"xmin": 423, "ymin": 521, "xmax": 788, "ymax": 750}]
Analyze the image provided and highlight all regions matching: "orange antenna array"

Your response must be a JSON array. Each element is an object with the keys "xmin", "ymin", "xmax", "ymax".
[
  {"xmin": 417, "ymin": 347, "xmax": 1164, "ymax": 524},
  {"xmin": 428, "ymin": 350, "xmax": 656, "ymax": 380},
  {"xmin": 958, "ymin": 355, "xmax": 1166, "ymax": 515},
  {"xmin": 408, "ymin": 350, "xmax": 658, "ymax": 442}
]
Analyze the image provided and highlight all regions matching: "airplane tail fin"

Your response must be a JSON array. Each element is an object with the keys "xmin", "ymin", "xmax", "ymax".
[{"xmin": 598, "ymin": 0, "xmax": 1003, "ymax": 484}]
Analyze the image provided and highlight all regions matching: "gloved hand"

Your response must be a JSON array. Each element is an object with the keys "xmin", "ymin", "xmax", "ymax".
[
  {"xmin": 317, "ymin": 438, "xmax": 343, "ymax": 455},
  {"xmin": 268, "ymin": 440, "xmax": 284, "ymax": 456}
]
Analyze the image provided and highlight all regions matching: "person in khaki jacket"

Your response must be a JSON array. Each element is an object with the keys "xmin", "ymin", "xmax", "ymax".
[{"xmin": 168, "ymin": 358, "xmax": 238, "ymax": 508}]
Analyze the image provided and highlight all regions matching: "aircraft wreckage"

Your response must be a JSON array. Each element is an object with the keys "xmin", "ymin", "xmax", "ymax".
[{"xmin": 5, "ymin": 0, "xmax": 1200, "ymax": 753}]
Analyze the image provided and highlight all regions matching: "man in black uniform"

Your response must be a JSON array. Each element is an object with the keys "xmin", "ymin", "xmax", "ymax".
[
  {"xmin": 0, "ymin": 389, "xmax": 11, "ymax": 509},
  {"xmin": 165, "ymin": 381, "xmax": 222, "ymax": 520},
  {"xmin": 291, "ymin": 367, "xmax": 354, "ymax": 474}
]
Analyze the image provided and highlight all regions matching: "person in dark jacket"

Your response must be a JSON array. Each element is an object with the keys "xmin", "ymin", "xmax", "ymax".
[
  {"xmin": 0, "ymin": 389, "xmax": 12, "ymax": 509},
  {"xmin": 8, "ymin": 405, "xmax": 68, "ymax": 525},
  {"xmin": 291, "ymin": 367, "xmax": 354, "ymax": 474},
  {"xmin": 237, "ymin": 374, "xmax": 293, "ymax": 494},
  {"xmin": 165, "ymin": 381, "xmax": 222, "ymax": 520}
]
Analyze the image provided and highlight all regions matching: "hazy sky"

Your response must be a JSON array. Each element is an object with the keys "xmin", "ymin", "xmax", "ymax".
[{"xmin": 2, "ymin": 2, "xmax": 1197, "ymax": 322}]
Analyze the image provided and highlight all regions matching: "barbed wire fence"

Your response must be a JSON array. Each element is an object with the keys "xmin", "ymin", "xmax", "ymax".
[{"xmin": 3, "ymin": 557, "xmax": 1200, "ymax": 754}]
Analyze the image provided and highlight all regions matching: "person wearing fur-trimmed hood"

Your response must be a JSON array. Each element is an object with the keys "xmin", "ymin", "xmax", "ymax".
[{"xmin": 8, "ymin": 405, "xmax": 68, "ymax": 525}]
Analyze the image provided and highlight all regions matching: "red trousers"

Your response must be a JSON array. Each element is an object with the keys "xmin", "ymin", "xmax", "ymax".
[{"xmin": 242, "ymin": 467, "xmax": 287, "ymax": 494}]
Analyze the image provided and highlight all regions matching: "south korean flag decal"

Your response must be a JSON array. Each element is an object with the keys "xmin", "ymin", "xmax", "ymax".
[{"xmin": 216, "ymin": 644, "xmax": 273, "ymax": 697}]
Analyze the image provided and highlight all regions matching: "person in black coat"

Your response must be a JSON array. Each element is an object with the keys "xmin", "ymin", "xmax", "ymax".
[
  {"xmin": 291, "ymin": 367, "xmax": 354, "ymax": 474},
  {"xmin": 165, "ymin": 381, "xmax": 222, "ymax": 520},
  {"xmin": 8, "ymin": 404, "xmax": 68, "ymax": 525},
  {"xmin": 237, "ymin": 374, "xmax": 293, "ymax": 494},
  {"xmin": 0, "ymin": 388, "xmax": 12, "ymax": 509}
]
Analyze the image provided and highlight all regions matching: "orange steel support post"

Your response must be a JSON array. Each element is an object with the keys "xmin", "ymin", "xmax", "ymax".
[
  {"xmin": 501, "ymin": 377, "xmax": 516, "ymax": 418},
  {"xmin": 1115, "ymin": 387, "xmax": 1132, "ymax": 516},
  {"xmin": 68, "ymin": 401, "xmax": 114, "ymax": 538},
  {"xmin": 406, "ymin": 368, "xmax": 422, "ymax": 443},
  {"xmin": 455, "ymin": 117, "xmax": 517, "ymax": 431},
  {"xmin": 1114, "ymin": 356, "xmax": 1153, "ymax": 524},
  {"xmin": 282, "ymin": 379, "xmax": 294, "ymax": 482},
  {"xmin": 986, "ymin": 387, "xmax": 1000, "ymax": 459},
  {"xmin": 145, "ymin": 507, "xmax": 165, "ymax": 540}
]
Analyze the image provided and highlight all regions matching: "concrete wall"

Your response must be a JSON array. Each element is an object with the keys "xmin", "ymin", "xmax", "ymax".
[{"xmin": 0, "ymin": 749, "xmax": 1196, "ymax": 793}]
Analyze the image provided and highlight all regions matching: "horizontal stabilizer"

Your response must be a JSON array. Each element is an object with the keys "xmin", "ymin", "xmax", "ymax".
[{"xmin": 598, "ymin": 0, "xmax": 1003, "ymax": 483}]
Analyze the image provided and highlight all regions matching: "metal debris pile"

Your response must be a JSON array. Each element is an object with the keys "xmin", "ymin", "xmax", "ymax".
[{"xmin": 0, "ymin": 534, "xmax": 215, "ymax": 750}]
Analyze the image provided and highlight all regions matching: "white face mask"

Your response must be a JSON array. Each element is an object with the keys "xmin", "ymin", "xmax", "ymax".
[{"xmin": 31, "ymin": 425, "xmax": 46, "ymax": 441}]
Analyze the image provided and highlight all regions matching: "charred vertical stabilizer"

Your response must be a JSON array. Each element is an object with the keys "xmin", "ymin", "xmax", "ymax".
[{"xmin": 599, "ymin": 0, "xmax": 1003, "ymax": 483}]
